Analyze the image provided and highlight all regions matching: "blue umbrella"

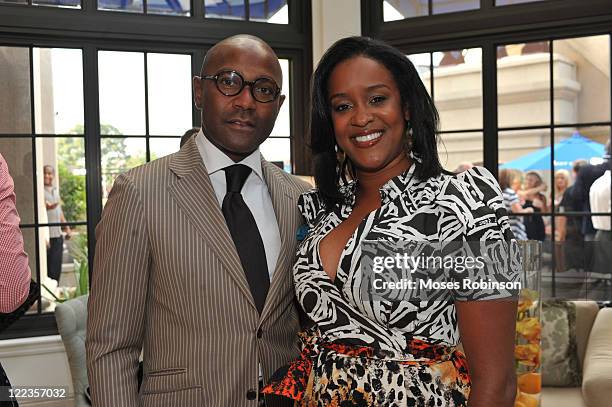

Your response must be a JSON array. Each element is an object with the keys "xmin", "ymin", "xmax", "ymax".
[
  {"xmin": 204, "ymin": 0, "xmax": 286, "ymax": 19},
  {"xmin": 499, "ymin": 132, "xmax": 606, "ymax": 171},
  {"xmin": 92, "ymin": 0, "xmax": 285, "ymax": 16}
]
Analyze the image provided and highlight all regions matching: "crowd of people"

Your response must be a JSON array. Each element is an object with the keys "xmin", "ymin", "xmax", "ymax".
[{"xmin": 457, "ymin": 148, "xmax": 610, "ymax": 274}]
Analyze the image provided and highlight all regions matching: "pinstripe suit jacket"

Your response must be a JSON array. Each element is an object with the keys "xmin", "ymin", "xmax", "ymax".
[{"xmin": 86, "ymin": 137, "xmax": 310, "ymax": 406}]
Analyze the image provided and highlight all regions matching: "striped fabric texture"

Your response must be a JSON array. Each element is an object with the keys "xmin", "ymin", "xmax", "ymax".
[
  {"xmin": 86, "ymin": 137, "xmax": 310, "ymax": 407},
  {"xmin": 502, "ymin": 187, "xmax": 527, "ymax": 240},
  {"xmin": 0, "ymin": 153, "xmax": 31, "ymax": 314}
]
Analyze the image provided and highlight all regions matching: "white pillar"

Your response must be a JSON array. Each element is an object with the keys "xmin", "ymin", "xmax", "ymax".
[{"xmin": 311, "ymin": 0, "xmax": 362, "ymax": 67}]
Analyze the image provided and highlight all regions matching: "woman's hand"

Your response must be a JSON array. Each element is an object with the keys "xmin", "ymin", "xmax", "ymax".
[{"xmin": 456, "ymin": 300, "xmax": 518, "ymax": 407}]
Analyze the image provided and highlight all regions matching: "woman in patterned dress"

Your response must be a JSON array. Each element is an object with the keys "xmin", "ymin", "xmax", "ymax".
[{"xmin": 263, "ymin": 37, "xmax": 519, "ymax": 406}]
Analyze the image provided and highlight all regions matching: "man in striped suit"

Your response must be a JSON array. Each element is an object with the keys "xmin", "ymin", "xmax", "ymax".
[{"xmin": 87, "ymin": 35, "xmax": 310, "ymax": 406}]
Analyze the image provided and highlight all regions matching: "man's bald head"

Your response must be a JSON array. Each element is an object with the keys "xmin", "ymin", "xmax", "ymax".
[
  {"xmin": 193, "ymin": 34, "xmax": 286, "ymax": 162},
  {"xmin": 201, "ymin": 35, "xmax": 283, "ymax": 84}
]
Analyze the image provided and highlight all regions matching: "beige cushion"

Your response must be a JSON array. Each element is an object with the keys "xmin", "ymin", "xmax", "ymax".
[
  {"xmin": 55, "ymin": 295, "xmax": 89, "ymax": 407},
  {"xmin": 541, "ymin": 300, "xmax": 581, "ymax": 386},
  {"xmin": 572, "ymin": 301, "xmax": 599, "ymax": 368},
  {"xmin": 542, "ymin": 387, "xmax": 586, "ymax": 407},
  {"xmin": 582, "ymin": 308, "xmax": 612, "ymax": 407}
]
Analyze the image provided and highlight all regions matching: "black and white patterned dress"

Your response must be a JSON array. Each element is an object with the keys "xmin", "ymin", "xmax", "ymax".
[{"xmin": 264, "ymin": 165, "xmax": 520, "ymax": 406}]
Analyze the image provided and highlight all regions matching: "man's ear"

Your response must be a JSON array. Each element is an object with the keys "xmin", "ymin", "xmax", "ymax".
[
  {"xmin": 193, "ymin": 76, "xmax": 203, "ymax": 109},
  {"xmin": 278, "ymin": 94, "xmax": 286, "ymax": 111}
]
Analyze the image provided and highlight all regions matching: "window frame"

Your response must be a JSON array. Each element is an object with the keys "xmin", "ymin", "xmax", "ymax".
[
  {"xmin": 0, "ymin": 0, "xmax": 312, "ymax": 339},
  {"xmin": 363, "ymin": 0, "xmax": 612, "ymax": 299}
]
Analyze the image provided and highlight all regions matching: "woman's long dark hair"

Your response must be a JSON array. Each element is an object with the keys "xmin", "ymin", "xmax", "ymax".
[{"xmin": 309, "ymin": 36, "xmax": 445, "ymax": 209}]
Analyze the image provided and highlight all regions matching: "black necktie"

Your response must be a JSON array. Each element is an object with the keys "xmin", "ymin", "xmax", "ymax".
[{"xmin": 222, "ymin": 164, "xmax": 270, "ymax": 314}]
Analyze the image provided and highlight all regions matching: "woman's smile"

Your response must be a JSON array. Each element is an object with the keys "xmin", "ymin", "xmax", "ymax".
[{"xmin": 352, "ymin": 129, "xmax": 384, "ymax": 147}]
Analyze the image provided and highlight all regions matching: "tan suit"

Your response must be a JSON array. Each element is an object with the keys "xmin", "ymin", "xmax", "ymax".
[{"xmin": 86, "ymin": 137, "xmax": 310, "ymax": 406}]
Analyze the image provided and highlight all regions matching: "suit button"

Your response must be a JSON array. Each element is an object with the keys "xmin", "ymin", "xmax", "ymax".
[
  {"xmin": 246, "ymin": 389, "xmax": 257, "ymax": 400},
  {"xmin": 256, "ymin": 328, "xmax": 263, "ymax": 339}
]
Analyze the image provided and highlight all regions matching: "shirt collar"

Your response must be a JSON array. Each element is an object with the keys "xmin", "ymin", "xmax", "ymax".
[
  {"xmin": 194, "ymin": 129, "xmax": 264, "ymax": 181},
  {"xmin": 338, "ymin": 163, "xmax": 417, "ymax": 208}
]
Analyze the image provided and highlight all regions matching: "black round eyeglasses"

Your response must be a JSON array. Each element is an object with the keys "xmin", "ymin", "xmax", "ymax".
[{"xmin": 202, "ymin": 70, "xmax": 281, "ymax": 103}]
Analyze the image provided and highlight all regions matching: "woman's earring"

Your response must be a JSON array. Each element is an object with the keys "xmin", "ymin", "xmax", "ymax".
[{"xmin": 404, "ymin": 120, "xmax": 414, "ymax": 151}]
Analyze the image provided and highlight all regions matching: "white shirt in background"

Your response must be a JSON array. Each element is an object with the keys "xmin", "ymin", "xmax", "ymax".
[{"xmin": 590, "ymin": 170, "xmax": 611, "ymax": 231}]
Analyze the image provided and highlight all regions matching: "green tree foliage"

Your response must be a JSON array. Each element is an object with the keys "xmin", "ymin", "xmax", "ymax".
[
  {"xmin": 57, "ymin": 162, "xmax": 86, "ymax": 222},
  {"xmin": 57, "ymin": 132, "xmax": 86, "ymax": 222}
]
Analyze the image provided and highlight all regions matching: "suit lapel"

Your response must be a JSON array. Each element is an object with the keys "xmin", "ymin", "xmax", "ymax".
[
  {"xmin": 260, "ymin": 160, "xmax": 298, "ymax": 322},
  {"xmin": 168, "ymin": 138, "xmax": 255, "ymax": 309}
]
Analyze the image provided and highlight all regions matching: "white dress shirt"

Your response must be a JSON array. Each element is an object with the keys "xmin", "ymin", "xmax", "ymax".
[
  {"xmin": 590, "ymin": 170, "xmax": 611, "ymax": 231},
  {"xmin": 194, "ymin": 130, "xmax": 281, "ymax": 279}
]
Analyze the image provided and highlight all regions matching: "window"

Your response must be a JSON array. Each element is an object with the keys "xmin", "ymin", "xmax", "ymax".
[
  {"xmin": 0, "ymin": 0, "xmax": 311, "ymax": 339},
  {"xmin": 366, "ymin": 0, "xmax": 612, "ymax": 301},
  {"xmin": 409, "ymin": 48, "xmax": 484, "ymax": 170},
  {"xmin": 0, "ymin": 47, "xmax": 87, "ymax": 317},
  {"xmin": 496, "ymin": 0, "xmax": 550, "ymax": 5},
  {"xmin": 383, "ymin": 0, "xmax": 479, "ymax": 21},
  {"xmin": 205, "ymin": 0, "xmax": 288, "ymax": 23},
  {"xmin": 0, "ymin": 0, "xmax": 80, "ymax": 8},
  {"xmin": 98, "ymin": 0, "xmax": 190, "ymax": 15}
]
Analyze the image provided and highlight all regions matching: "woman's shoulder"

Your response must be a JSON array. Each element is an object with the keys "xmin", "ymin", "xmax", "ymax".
[
  {"xmin": 298, "ymin": 189, "xmax": 328, "ymax": 227},
  {"xmin": 433, "ymin": 166, "xmax": 506, "ymax": 216},
  {"xmin": 447, "ymin": 166, "xmax": 504, "ymax": 201}
]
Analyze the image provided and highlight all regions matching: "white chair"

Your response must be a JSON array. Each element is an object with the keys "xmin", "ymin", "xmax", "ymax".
[{"xmin": 55, "ymin": 294, "xmax": 89, "ymax": 407}]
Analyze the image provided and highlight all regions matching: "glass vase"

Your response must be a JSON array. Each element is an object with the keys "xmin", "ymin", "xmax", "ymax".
[{"xmin": 515, "ymin": 240, "xmax": 542, "ymax": 407}]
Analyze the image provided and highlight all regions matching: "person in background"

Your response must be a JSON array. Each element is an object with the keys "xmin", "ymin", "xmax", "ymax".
[
  {"xmin": 521, "ymin": 171, "xmax": 547, "ymax": 241},
  {"xmin": 552, "ymin": 169, "xmax": 570, "ymax": 211},
  {"xmin": 510, "ymin": 169, "xmax": 523, "ymax": 193},
  {"xmin": 0, "ymin": 153, "xmax": 32, "ymax": 404},
  {"xmin": 572, "ymin": 139, "xmax": 611, "ymax": 241},
  {"xmin": 556, "ymin": 160, "xmax": 588, "ymax": 272},
  {"xmin": 454, "ymin": 161, "xmax": 473, "ymax": 173},
  {"xmin": 550, "ymin": 169, "xmax": 570, "ymax": 271},
  {"xmin": 589, "ymin": 166, "xmax": 611, "ymax": 275},
  {"xmin": 180, "ymin": 127, "xmax": 201, "ymax": 148},
  {"xmin": 43, "ymin": 165, "xmax": 70, "ymax": 282},
  {"xmin": 571, "ymin": 139, "xmax": 610, "ymax": 273},
  {"xmin": 499, "ymin": 168, "xmax": 533, "ymax": 240}
]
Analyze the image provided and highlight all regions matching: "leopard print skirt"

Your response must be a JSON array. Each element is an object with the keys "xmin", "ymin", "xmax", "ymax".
[{"xmin": 263, "ymin": 330, "xmax": 471, "ymax": 407}]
